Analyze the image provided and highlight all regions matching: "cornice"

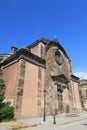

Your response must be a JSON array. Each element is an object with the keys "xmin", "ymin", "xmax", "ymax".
[
  {"xmin": 52, "ymin": 74, "xmax": 70, "ymax": 84},
  {"xmin": 0, "ymin": 48, "xmax": 46, "ymax": 69},
  {"xmin": 70, "ymin": 74, "xmax": 80, "ymax": 83}
]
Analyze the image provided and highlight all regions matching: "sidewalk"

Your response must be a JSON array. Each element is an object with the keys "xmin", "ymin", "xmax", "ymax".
[
  {"xmin": 17, "ymin": 112, "xmax": 87, "ymax": 126},
  {"xmin": 0, "ymin": 121, "xmax": 30, "ymax": 130},
  {"xmin": 0, "ymin": 112, "xmax": 87, "ymax": 130}
]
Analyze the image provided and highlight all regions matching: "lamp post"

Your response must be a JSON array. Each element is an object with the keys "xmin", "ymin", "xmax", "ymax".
[
  {"xmin": 53, "ymin": 112, "xmax": 56, "ymax": 124},
  {"xmin": 53, "ymin": 86, "xmax": 56, "ymax": 124},
  {"xmin": 43, "ymin": 88, "xmax": 46, "ymax": 122}
]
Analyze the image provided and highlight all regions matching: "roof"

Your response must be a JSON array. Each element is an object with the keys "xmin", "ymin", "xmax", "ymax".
[
  {"xmin": 0, "ymin": 37, "xmax": 70, "ymax": 68},
  {"xmin": 26, "ymin": 37, "xmax": 50, "ymax": 48},
  {"xmin": 26, "ymin": 37, "xmax": 70, "ymax": 60}
]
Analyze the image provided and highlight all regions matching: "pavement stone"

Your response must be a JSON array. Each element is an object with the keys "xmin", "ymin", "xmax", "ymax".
[
  {"xmin": 17, "ymin": 112, "xmax": 87, "ymax": 126},
  {"xmin": 0, "ymin": 126, "xmax": 10, "ymax": 130},
  {"xmin": 0, "ymin": 112, "xmax": 87, "ymax": 130}
]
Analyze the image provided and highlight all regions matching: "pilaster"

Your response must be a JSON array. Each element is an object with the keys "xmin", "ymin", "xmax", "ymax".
[{"xmin": 14, "ymin": 59, "xmax": 26, "ymax": 117}]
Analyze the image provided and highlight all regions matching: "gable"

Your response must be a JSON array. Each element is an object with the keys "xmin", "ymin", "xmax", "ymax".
[{"xmin": 46, "ymin": 40, "xmax": 70, "ymax": 60}]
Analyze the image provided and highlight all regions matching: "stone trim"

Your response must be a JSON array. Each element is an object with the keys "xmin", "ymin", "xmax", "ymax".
[
  {"xmin": 37, "ymin": 67, "xmax": 42, "ymax": 116},
  {"xmin": 14, "ymin": 59, "xmax": 26, "ymax": 117},
  {"xmin": 0, "ymin": 49, "xmax": 46, "ymax": 69},
  {"xmin": 19, "ymin": 55, "xmax": 45, "ymax": 68},
  {"xmin": 52, "ymin": 74, "xmax": 70, "ymax": 84},
  {"xmin": 1, "ymin": 59, "xmax": 18, "ymax": 69}
]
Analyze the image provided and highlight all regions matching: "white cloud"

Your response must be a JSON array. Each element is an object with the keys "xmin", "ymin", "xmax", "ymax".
[{"xmin": 74, "ymin": 72, "xmax": 87, "ymax": 80}]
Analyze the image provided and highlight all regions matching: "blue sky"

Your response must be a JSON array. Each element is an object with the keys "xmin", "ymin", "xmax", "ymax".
[{"xmin": 0, "ymin": 0, "xmax": 87, "ymax": 79}]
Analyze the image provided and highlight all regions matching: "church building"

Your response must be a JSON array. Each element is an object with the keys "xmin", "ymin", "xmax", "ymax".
[{"xmin": 0, "ymin": 38, "xmax": 81, "ymax": 117}]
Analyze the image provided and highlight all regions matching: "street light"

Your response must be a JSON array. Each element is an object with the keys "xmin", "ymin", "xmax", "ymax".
[
  {"xmin": 53, "ymin": 86, "xmax": 56, "ymax": 124},
  {"xmin": 43, "ymin": 88, "xmax": 46, "ymax": 122},
  {"xmin": 53, "ymin": 113, "xmax": 56, "ymax": 124}
]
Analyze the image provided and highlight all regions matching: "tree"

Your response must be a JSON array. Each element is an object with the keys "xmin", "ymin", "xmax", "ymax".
[
  {"xmin": 0, "ymin": 78, "xmax": 14, "ymax": 122},
  {"xmin": 0, "ymin": 78, "xmax": 5, "ymax": 109}
]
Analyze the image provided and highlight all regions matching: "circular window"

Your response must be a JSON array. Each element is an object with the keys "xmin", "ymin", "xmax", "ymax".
[{"xmin": 55, "ymin": 51, "xmax": 62, "ymax": 65}]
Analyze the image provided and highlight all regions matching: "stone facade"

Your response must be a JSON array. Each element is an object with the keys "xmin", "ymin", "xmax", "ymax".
[
  {"xmin": 0, "ymin": 38, "xmax": 82, "ymax": 117},
  {"xmin": 45, "ymin": 41, "xmax": 81, "ymax": 114}
]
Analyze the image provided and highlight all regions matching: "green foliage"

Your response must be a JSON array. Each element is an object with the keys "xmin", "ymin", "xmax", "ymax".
[
  {"xmin": 0, "ymin": 95, "xmax": 5, "ymax": 108},
  {"xmin": 0, "ymin": 95, "xmax": 4, "ymax": 102},
  {"xmin": 0, "ymin": 103, "xmax": 14, "ymax": 121},
  {"xmin": 0, "ymin": 78, "xmax": 14, "ymax": 122}
]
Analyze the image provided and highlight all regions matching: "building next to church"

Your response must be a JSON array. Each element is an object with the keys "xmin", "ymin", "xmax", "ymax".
[
  {"xmin": 79, "ymin": 80, "xmax": 87, "ymax": 110},
  {"xmin": 0, "ymin": 38, "xmax": 81, "ymax": 118}
]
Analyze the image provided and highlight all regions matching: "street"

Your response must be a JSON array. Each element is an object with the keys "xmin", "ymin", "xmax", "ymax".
[
  {"xmin": 56, "ymin": 119, "xmax": 87, "ymax": 130},
  {"xmin": 33, "ymin": 119, "xmax": 87, "ymax": 130}
]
